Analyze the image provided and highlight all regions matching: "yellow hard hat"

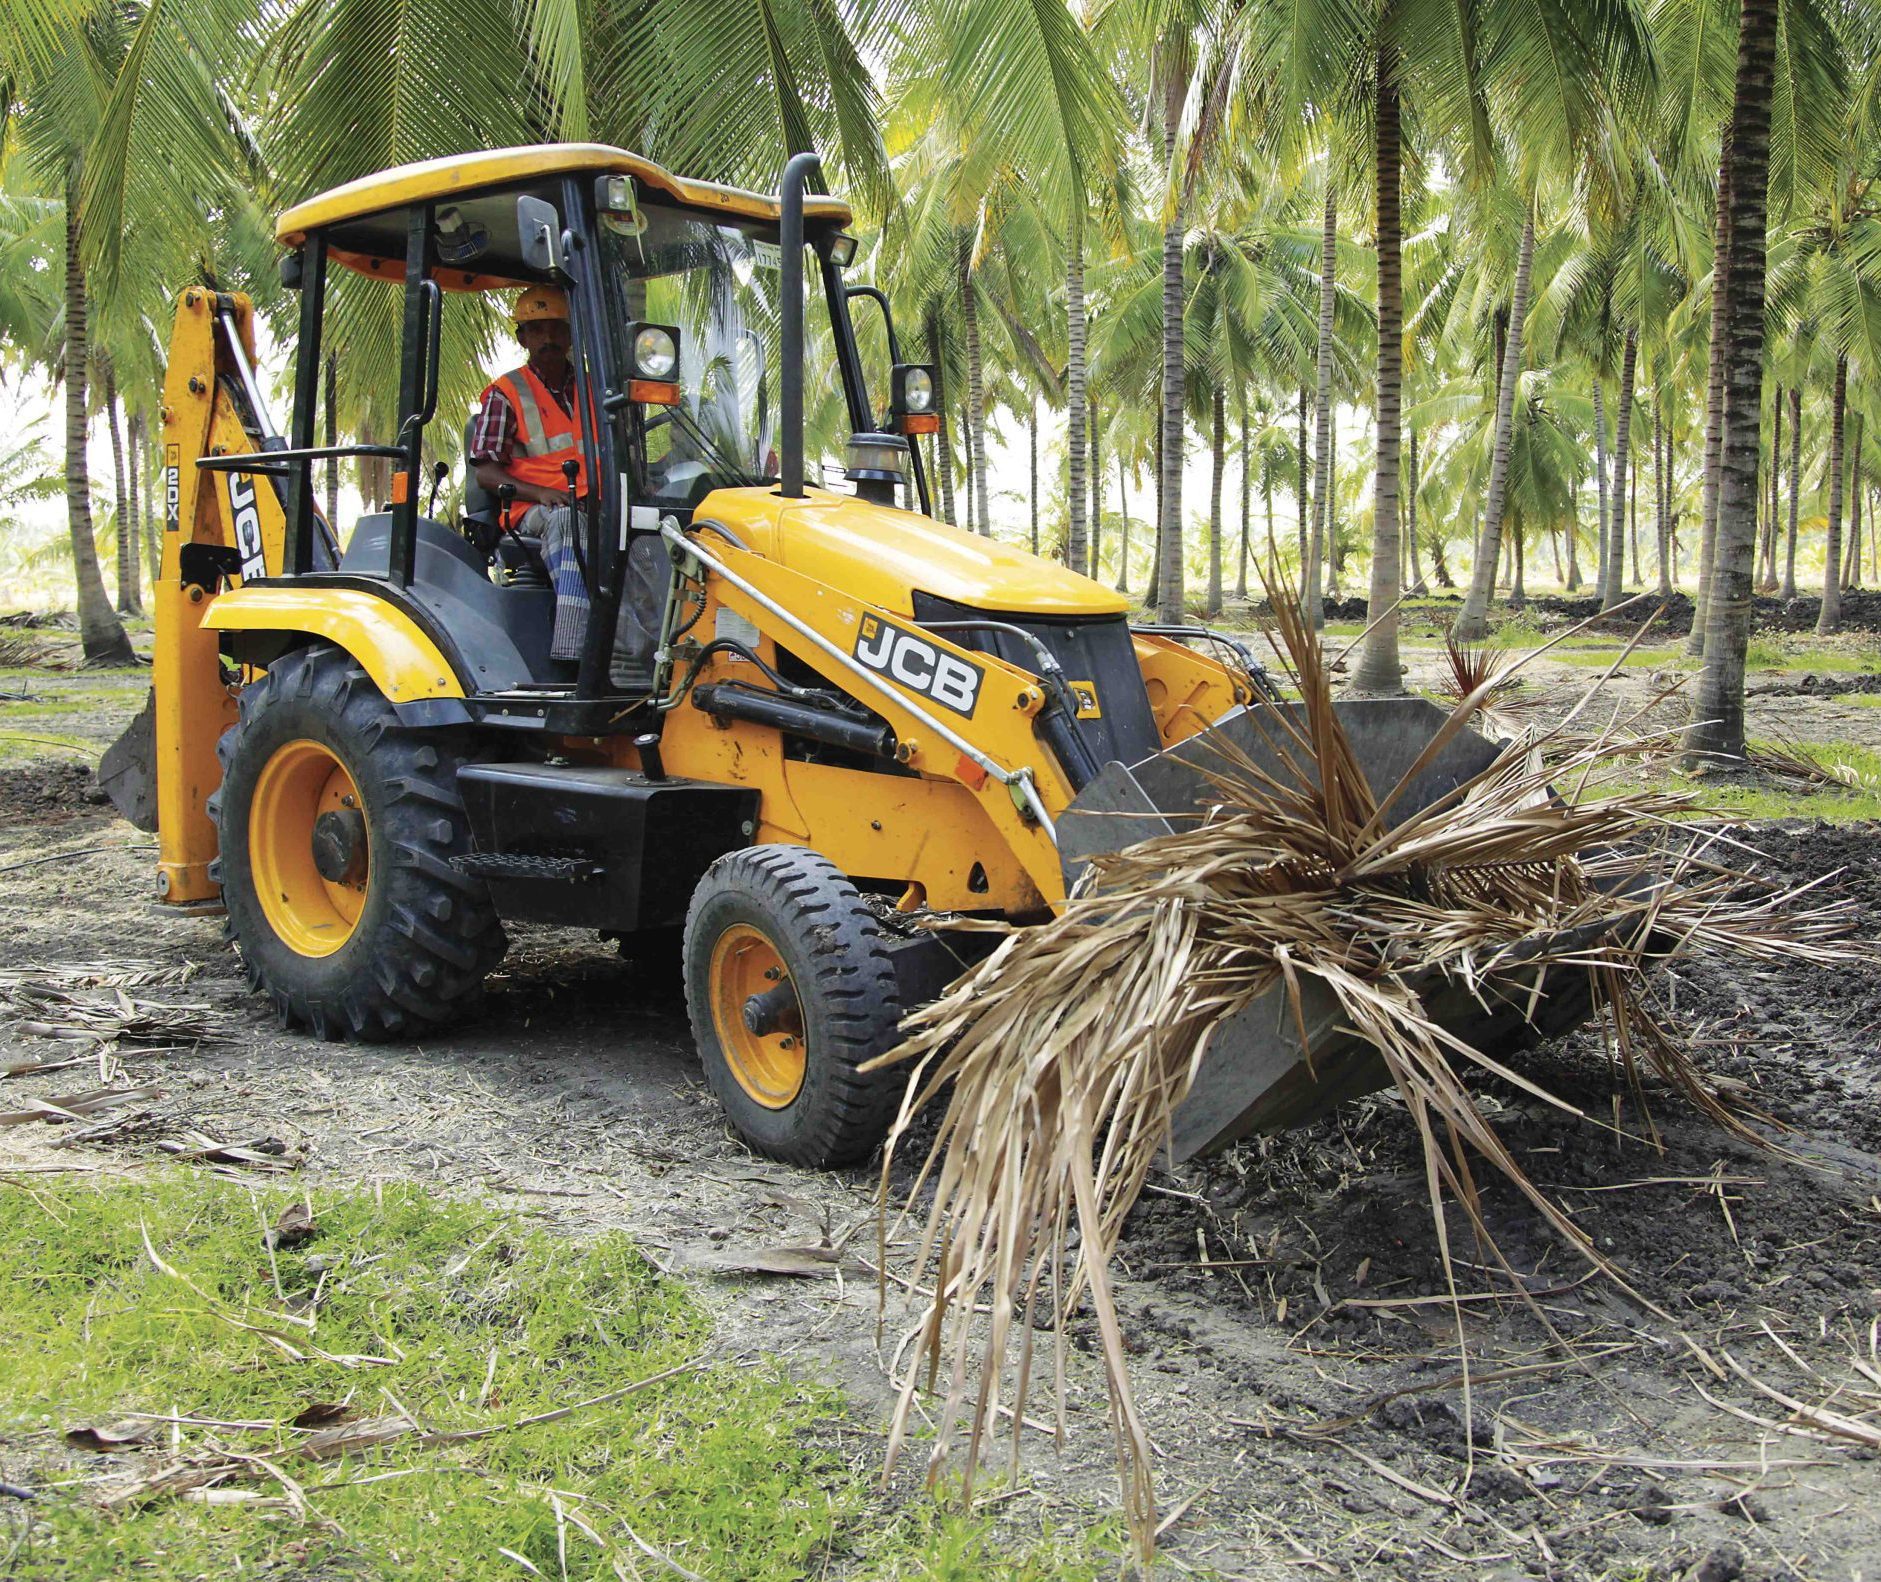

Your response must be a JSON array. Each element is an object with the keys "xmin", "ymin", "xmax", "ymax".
[{"xmin": 513, "ymin": 285, "xmax": 570, "ymax": 324}]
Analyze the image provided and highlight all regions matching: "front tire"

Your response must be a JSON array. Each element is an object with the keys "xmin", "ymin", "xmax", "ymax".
[
  {"xmin": 683, "ymin": 846, "xmax": 905, "ymax": 1168},
  {"xmin": 208, "ymin": 644, "xmax": 507, "ymax": 1040}
]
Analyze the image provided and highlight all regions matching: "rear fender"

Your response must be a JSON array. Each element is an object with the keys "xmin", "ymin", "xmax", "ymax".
[{"xmin": 202, "ymin": 586, "xmax": 468, "ymax": 716}]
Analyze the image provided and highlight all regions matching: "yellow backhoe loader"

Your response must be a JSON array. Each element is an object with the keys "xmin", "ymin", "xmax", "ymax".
[{"xmin": 103, "ymin": 144, "xmax": 1594, "ymax": 1168}]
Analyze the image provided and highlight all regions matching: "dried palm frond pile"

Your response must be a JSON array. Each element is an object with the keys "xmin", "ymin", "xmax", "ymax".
[
  {"xmin": 1743, "ymin": 732, "xmax": 1877, "ymax": 793},
  {"xmin": 870, "ymin": 594, "xmax": 1869, "ymax": 1561},
  {"xmin": 0, "ymin": 632, "xmax": 77, "ymax": 670}
]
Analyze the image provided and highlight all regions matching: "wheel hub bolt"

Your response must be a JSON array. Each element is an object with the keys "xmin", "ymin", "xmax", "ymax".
[
  {"xmin": 741, "ymin": 982, "xmax": 798, "ymax": 1037},
  {"xmin": 311, "ymin": 808, "xmax": 368, "ymax": 886}
]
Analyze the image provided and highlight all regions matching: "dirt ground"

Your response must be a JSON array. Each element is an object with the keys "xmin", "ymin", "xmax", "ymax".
[{"xmin": 2, "ymin": 649, "xmax": 1879, "ymax": 1582}]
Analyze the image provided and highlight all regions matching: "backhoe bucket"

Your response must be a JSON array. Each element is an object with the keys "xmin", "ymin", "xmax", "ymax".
[
  {"xmin": 1057, "ymin": 699, "xmax": 1601, "ymax": 1161},
  {"xmin": 99, "ymin": 691, "xmax": 159, "ymax": 834}
]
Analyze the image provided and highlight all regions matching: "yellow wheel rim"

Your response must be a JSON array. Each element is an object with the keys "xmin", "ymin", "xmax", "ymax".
[
  {"xmin": 709, "ymin": 924, "xmax": 805, "ymax": 1109},
  {"xmin": 249, "ymin": 738, "xmax": 368, "ymax": 958}
]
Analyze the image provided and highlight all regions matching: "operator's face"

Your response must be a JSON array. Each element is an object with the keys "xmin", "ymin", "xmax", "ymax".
[{"xmin": 520, "ymin": 317, "xmax": 572, "ymax": 383}]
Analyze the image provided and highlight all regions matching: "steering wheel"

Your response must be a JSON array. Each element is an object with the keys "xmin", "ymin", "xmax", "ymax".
[{"xmin": 644, "ymin": 408, "xmax": 675, "ymax": 433}]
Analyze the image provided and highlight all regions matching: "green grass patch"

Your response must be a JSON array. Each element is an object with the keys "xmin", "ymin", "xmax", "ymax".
[
  {"xmin": 1553, "ymin": 645, "xmax": 1688, "ymax": 670},
  {"xmin": 0, "ymin": 1173, "xmax": 1116, "ymax": 1581},
  {"xmin": 1580, "ymin": 740, "xmax": 1881, "ymax": 822},
  {"xmin": 1834, "ymin": 692, "xmax": 1881, "ymax": 707}
]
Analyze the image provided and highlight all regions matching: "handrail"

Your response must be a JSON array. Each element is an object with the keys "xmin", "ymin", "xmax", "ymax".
[{"xmin": 197, "ymin": 444, "xmax": 405, "ymax": 473}]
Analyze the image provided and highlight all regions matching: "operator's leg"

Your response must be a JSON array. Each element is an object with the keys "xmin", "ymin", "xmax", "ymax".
[{"xmin": 519, "ymin": 504, "xmax": 590, "ymax": 661}]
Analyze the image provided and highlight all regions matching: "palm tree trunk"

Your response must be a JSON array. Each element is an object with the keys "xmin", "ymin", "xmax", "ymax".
[
  {"xmin": 1602, "ymin": 330, "xmax": 1637, "ymax": 608},
  {"xmin": 1592, "ymin": 377, "xmax": 1610, "ymax": 598},
  {"xmin": 1511, "ymin": 521, "xmax": 1526, "ymax": 603},
  {"xmin": 1326, "ymin": 403, "xmax": 1341, "ymax": 595},
  {"xmin": 62, "ymin": 182, "xmax": 133, "ymax": 665},
  {"xmin": 1146, "ymin": 417, "xmax": 1162, "ymax": 610},
  {"xmin": 1090, "ymin": 394, "xmax": 1103, "ymax": 574},
  {"xmin": 1207, "ymin": 385, "xmax": 1225, "ymax": 616},
  {"xmin": 963, "ymin": 436, "xmax": 976, "ymax": 535},
  {"xmin": 1843, "ymin": 423, "xmax": 1858, "ymax": 590},
  {"xmin": 1235, "ymin": 390, "xmax": 1250, "ymax": 600},
  {"xmin": 1263, "ymin": 464, "xmax": 1276, "ymax": 589},
  {"xmin": 1656, "ymin": 404, "xmax": 1673, "ymax": 595},
  {"xmin": 1356, "ymin": 54, "xmax": 1405, "ymax": 695},
  {"xmin": 1783, "ymin": 385, "xmax": 1799, "ymax": 598},
  {"xmin": 127, "ymin": 408, "xmax": 152, "ymax": 581},
  {"xmin": 1455, "ymin": 211, "xmax": 1536, "ymax": 640},
  {"xmin": 103, "ymin": 359, "xmax": 139, "ymax": 615},
  {"xmin": 1065, "ymin": 219, "xmax": 1088, "ymax": 572},
  {"xmin": 958, "ymin": 242, "xmax": 991, "ymax": 538},
  {"xmin": 1155, "ymin": 71, "xmax": 1187, "ymax": 622},
  {"xmin": 1688, "ymin": 122, "xmax": 1735, "ymax": 658},
  {"xmin": 1406, "ymin": 427, "xmax": 1423, "ymax": 590},
  {"xmin": 1296, "ymin": 386, "xmax": 1309, "ymax": 583},
  {"xmin": 1759, "ymin": 385, "xmax": 1781, "ymax": 590},
  {"xmin": 1685, "ymin": 0, "xmax": 1777, "ymax": 763},
  {"xmin": 926, "ymin": 306, "xmax": 957, "ymax": 526},
  {"xmin": 1029, "ymin": 399, "xmax": 1039, "ymax": 555},
  {"xmin": 1630, "ymin": 413, "xmax": 1642, "ymax": 584},
  {"xmin": 1306, "ymin": 188, "xmax": 1336, "ymax": 628},
  {"xmin": 1818, "ymin": 356, "xmax": 1847, "ymax": 634},
  {"xmin": 1117, "ymin": 454, "xmax": 1131, "ymax": 594}
]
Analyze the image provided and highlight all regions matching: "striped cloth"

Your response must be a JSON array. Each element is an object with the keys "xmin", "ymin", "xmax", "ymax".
[{"xmin": 514, "ymin": 504, "xmax": 588, "ymax": 661}]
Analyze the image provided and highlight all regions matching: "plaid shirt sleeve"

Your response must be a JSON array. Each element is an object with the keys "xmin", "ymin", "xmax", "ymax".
[{"xmin": 468, "ymin": 385, "xmax": 516, "ymax": 468}]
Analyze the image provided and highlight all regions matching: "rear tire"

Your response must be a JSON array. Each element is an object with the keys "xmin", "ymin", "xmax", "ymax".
[
  {"xmin": 208, "ymin": 644, "xmax": 507, "ymax": 1040},
  {"xmin": 683, "ymin": 846, "xmax": 905, "ymax": 1168}
]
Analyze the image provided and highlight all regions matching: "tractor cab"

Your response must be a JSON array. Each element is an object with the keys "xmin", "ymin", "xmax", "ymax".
[{"xmin": 237, "ymin": 145, "xmax": 934, "ymax": 732}]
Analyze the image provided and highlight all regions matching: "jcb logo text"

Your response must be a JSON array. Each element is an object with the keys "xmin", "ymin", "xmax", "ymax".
[
  {"xmin": 854, "ymin": 615, "xmax": 982, "ymax": 716},
  {"xmin": 226, "ymin": 473, "xmax": 266, "ymax": 581}
]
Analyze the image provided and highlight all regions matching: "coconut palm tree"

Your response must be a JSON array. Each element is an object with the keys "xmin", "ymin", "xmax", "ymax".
[{"xmin": 1684, "ymin": 0, "xmax": 1787, "ymax": 763}]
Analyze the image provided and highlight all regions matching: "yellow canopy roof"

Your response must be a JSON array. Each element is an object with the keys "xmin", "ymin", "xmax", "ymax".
[{"xmin": 275, "ymin": 143, "xmax": 852, "ymax": 245}]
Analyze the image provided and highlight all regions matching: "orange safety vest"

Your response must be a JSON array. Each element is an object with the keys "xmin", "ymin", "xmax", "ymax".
[{"xmin": 482, "ymin": 365, "xmax": 589, "ymax": 526}]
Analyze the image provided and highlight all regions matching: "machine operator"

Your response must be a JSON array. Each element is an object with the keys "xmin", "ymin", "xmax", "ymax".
[{"xmin": 470, "ymin": 286, "xmax": 591, "ymax": 661}]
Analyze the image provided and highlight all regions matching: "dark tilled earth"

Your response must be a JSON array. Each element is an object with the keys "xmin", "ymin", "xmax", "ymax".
[{"xmin": 1, "ymin": 724, "xmax": 1879, "ymax": 1577}]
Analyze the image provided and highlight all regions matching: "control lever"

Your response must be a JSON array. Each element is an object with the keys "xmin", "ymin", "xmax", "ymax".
[
  {"xmin": 561, "ymin": 458, "xmax": 587, "ymax": 580},
  {"xmin": 496, "ymin": 482, "xmax": 517, "ymax": 530},
  {"xmin": 427, "ymin": 459, "xmax": 449, "ymax": 517}
]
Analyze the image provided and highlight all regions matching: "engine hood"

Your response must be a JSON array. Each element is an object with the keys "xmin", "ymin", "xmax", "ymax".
[{"xmin": 694, "ymin": 487, "xmax": 1130, "ymax": 620}]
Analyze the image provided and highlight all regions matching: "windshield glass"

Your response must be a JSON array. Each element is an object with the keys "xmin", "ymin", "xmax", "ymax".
[{"xmin": 598, "ymin": 199, "xmax": 783, "ymax": 507}]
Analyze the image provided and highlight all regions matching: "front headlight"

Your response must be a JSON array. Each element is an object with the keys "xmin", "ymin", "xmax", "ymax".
[
  {"xmin": 902, "ymin": 367, "xmax": 935, "ymax": 413},
  {"xmin": 632, "ymin": 324, "xmax": 679, "ymax": 380}
]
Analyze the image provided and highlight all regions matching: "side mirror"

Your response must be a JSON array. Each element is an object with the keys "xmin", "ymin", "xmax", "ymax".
[{"xmin": 516, "ymin": 196, "xmax": 564, "ymax": 275}]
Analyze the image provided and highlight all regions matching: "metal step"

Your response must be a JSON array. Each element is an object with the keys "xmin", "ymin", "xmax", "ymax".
[{"xmin": 452, "ymin": 851, "xmax": 604, "ymax": 883}]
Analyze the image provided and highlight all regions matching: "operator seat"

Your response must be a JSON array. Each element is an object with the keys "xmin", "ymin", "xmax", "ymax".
[
  {"xmin": 454, "ymin": 418, "xmax": 661, "ymax": 695},
  {"xmin": 462, "ymin": 418, "xmax": 548, "ymax": 587}
]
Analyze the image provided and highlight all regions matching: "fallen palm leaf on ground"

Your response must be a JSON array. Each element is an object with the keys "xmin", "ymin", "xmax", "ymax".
[
  {"xmin": 870, "ymin": 588, "xmax": 1871, "ymax": 1562},
  {"xmin": 0, "ymin": 963, "xmax": 228, "ymax": 1055}
]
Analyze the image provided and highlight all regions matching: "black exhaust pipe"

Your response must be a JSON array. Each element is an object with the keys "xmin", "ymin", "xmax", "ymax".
[{"xmin": 778, "ymin": 151, "xmax": 821, "ymax": 500}]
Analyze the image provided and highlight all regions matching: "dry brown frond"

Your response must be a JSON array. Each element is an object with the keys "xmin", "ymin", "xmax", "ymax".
[{"xmin": 870, "ymin": 582, "xmax": 1870, "ymax": 1564}]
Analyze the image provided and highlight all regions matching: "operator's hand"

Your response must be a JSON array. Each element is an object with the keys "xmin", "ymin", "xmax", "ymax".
[{"xmin": 473, "ymin": 461, "xmax": 570, "ymax": 511}]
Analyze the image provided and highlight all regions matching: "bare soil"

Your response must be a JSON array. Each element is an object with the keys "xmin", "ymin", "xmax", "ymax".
[{"xmin": 2, "ymin": 660, "xmax": 1878, "ymax": 1581}]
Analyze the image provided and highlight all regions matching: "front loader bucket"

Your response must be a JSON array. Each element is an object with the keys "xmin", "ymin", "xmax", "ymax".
[
  {"xmin": 99, "ymin": 690, "xmax": 159, "ymax": 834},
  {"xmin": 1058, "ymin": 700, "xmax": 1601, "ymax": 1162}
]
